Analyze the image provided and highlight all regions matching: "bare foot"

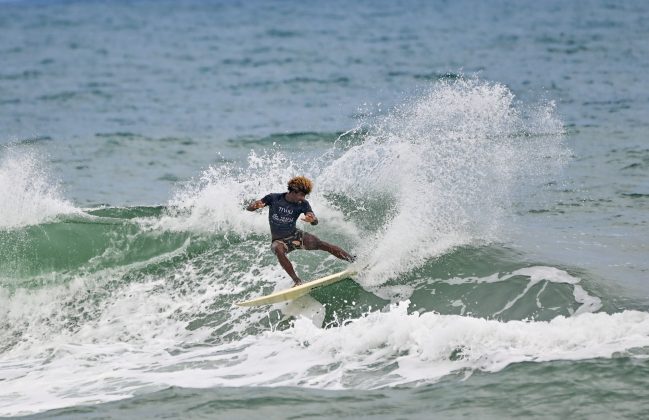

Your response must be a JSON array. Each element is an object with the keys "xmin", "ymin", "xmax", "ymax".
[{"xmin": 292, "ymin": 278, "xmax": 303, "ymax": 287}]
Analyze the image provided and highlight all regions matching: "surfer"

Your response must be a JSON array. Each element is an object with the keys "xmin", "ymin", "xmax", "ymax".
[{"xmin": 247, "ymin": 176, "xmax": 355, "ymax": 286}]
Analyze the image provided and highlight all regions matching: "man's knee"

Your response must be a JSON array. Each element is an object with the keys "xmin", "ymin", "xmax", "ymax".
[
  {"xmin": 272, "ymin": 241, "xmax": 288, "ymax": 256},
  {"xmin": 302, "ymin": 233, "xmax": 322, "ymax": 250}
]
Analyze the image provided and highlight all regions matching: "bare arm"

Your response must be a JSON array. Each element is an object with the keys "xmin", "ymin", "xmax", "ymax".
[{"xmin": 246, "ymin": 199, "xmax": 266, "ymax": 211}]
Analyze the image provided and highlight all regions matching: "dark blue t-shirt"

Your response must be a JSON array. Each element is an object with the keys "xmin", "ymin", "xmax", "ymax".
[{"xmin": 262, "ymin": 193, "xmax": 313, "ymax": 239}]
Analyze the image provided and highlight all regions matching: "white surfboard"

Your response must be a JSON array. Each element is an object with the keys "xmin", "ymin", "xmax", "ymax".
[{"xmin": 236, "ymin": 268, "xmax": 357, "ymax": 307}]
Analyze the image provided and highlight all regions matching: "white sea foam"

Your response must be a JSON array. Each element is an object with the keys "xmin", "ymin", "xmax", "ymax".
[
  {"xmin": 0, "ymin": 148, "xmax": 78, "ymax": 228},
  {"xmin": 2, "ymin": 300, "xmax": 649, "ymax": 416}
]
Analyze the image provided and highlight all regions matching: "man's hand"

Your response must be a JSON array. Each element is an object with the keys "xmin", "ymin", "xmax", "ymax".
[
  {"xmin": 301, "ymin": 212, "xmax": 318, "ymax": 225},
  {"xmin": 246, "ymin": 200, "xmax": 266, "ymax": 211}
]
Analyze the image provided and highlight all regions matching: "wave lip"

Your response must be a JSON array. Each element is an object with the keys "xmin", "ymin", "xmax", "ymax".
[{"xmin": 0, "ymin": 149, "xmax": 78, "ymax": 229}]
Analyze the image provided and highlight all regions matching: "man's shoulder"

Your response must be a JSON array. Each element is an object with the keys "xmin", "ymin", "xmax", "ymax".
[{"xmin": 263, "ymin": 192, "xmax": 284, "ymax": 203}]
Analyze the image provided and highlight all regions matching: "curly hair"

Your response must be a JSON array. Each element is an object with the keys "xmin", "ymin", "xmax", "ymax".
[{"xmin": 287, "ymin": 176, "xmax": 313, "ymax": 194}]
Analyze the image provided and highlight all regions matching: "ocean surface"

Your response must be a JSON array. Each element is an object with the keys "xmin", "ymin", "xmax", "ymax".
[{"xmin": 1, "ymin": 0, "xmax": 649, "ymax": 418}]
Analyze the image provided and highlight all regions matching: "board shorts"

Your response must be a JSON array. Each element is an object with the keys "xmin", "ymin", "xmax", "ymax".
[{"xmin": 271, "ymin": 229, "xmax": 304, "ymax": 253}]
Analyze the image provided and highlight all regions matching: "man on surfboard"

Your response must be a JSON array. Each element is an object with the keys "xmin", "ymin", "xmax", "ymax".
[{"xmin": 247, "ymin": 176, "xmax": 354, "ymax": 286}]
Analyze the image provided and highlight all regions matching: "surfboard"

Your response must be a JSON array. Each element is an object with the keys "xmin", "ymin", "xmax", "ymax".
[{"xmin": 236, "ymin": 268, "xmax": 357, "ymax": 307}]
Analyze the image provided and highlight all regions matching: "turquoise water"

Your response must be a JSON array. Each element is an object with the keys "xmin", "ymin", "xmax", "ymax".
[{"xmin": 1, "ymin": 1, "xmax": 649, "ymax": 418}]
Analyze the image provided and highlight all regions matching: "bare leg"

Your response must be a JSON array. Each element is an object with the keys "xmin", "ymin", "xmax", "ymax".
[
  {"xmin": 271, "ymin": 241, "xmax": 302, "ymax": 286},
  {"xmin": 302, "ymin": 232, "xmax": 355, "ymax": 262}
]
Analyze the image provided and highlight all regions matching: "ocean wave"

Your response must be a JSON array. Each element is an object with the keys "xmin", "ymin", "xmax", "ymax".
[{"xmin": 0, "ymin": 78, "xmax": 594, "ymax": 417}]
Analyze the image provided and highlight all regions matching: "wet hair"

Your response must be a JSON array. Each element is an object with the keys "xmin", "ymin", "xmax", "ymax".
[{"xmin": 287, "ymin": 176, "xmax": 313, "ymax": 195}]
